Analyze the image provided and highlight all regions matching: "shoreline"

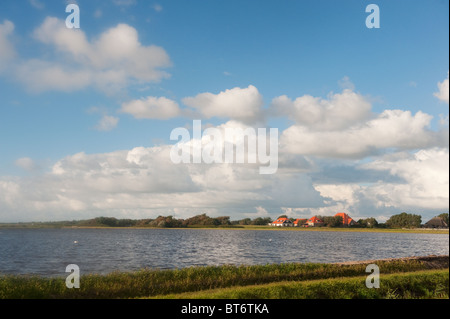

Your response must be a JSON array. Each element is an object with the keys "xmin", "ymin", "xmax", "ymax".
[
  {"xmin": 1, "ymin": 223, "xmax": 448, "ymax": 234},
  {"xmin": 1, "ymin": 255, "xmax": 448, "ymax": 299}
]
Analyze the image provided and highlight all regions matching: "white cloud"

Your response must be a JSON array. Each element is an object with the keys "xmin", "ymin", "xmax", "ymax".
[
  {"xmin": 29, "ymin": 0, "xmax": 45, "ymax": 9},
  {"xmin": 15, "ymin": 59, "xmax": 92, "ymax": 92},
  {"xmin": 15, "ymin": 157, "xmax": 36, "ymax": 171},
  {"xmin": 270, "ymin": 89, "xmax": 372, "ymax": 131},
  {"xmin": 434, "ymin": 71, "xmax": 449, "ymax": 104},
  {"xmin": 338, "ymin": 76, "xmax": 355, "ymax": 91},
  {"xmin": 361, "ymin": 148, "xmax": 449, "ymax": 210},
  {"xmin": 121, "ymin": 96, "xmax": 181, "ymax": 119},
  {"xmin": 13, "ymin": 17, "xmax": 171, "ymax": 93},
  {"xmin": 1, "ymin": 131, "xmax": 448, "ymax": 222},
  {"xmin": 182, "ymin": 85, "xmax": 265, "ymax": 124},
  {"xmin": 95, "ymin": 115, "xmax": 119, "ymax": 131},
  {"xmin": 0, "ymin": 141, "xmax": 326, "ymax": 222},
  {"xmin": 0, "ymin": 20, "xmax": 15, "ymax": 71},
  {"xmin": 280, "ymin": 106, "xmax": 446, "ymax": 158}
]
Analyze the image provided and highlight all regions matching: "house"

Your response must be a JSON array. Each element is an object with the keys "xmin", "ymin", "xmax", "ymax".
[
  {"xmin": 307, "ymin": 216, "xmax": 324, "ymax": 227},
  {"xmin": 423, "ymin": 216, "xmax": 449, "ymax": 229},
  {"xmin": 270, "ymin": 217, "xmax": 294, "ymax": 227},
  {"xmin": 293, "ymin": 218, "xmax": 307, "ymax": 227},
  {"xmin": 335, "ymin": 212, "xmax": 357, "ymax": 226}
]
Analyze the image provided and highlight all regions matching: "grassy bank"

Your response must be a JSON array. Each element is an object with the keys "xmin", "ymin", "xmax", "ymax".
[
  {"xmin": 1, "ymin": 223, "xmax": 448, "ymax": 234},
  {"xmin": 152, "ymin": 269, "xmax": 449, "ymax": 299},
  {"xmin": 1, "ymin": 255, "xmax": 448, "ymax": 299},
  {"xmin": 239, "ymin": 225, "xmax": 449, "ymax": 234}
]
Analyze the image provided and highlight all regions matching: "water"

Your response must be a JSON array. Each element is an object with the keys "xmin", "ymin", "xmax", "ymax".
[{"xmin": 0, "ymin": 228, "xmax": 448, "ymax": 277}]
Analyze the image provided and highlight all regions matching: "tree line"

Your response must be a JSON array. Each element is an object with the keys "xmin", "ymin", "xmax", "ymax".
[
  {"xmin": 78, "ymin": 214, "xmax": 273, "ymax": 228},
  {"xmin": 75, "ymin": 212, "xmax": 448, "ymax": 229}
]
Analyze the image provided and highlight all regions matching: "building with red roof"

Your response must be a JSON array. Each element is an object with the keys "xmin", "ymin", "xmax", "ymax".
[
  {"xmin": 270, "ymin": 217, "xmax": 293, "ymax": 227},
  {"xmin": 335, "ymin": 212, "xmax": 357, "ymax": 226},
  {"xmin": 307, "ymin": 216, "xmax": 324, "ymax": 227}
]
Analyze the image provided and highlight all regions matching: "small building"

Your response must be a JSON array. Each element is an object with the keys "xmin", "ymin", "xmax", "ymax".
[
  {"xmin": 293, "ymin": 218, "xmax": 307, "ymax": 227},
  {"xmin": 424, "ymin": 217, "xmax": 448, "ymax": 229},
  {"xmin": 335, "ymin": 212, "xmax": 357, "ymax": 226},
  {"xmin": 270, "ymin": 217, "xmax": 293, "ymax": 227},
  {"xmin": 307, "ymin": 216, "xmax": 324, "ymax": 227}
]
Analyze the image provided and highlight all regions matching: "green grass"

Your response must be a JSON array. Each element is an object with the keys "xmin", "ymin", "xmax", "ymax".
[
  {"xmin": 1, "ymin": 257, "xmax": 448, "ymax": 299},
  {"xmin": 1, "ymin": 222, "xmax": 448, "ymax": 234},
  {"xmin": 237, "ymin": 225, "xmax": 449, "ymax": 234},
  {"xmin": 152, "ymin": 270, "xmax": 449, "ymax": 299}
]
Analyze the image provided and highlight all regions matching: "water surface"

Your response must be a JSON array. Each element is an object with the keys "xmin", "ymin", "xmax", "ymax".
[{"xmin": 0, "ymin": 228, "xmax": 448, "ymax": 276}]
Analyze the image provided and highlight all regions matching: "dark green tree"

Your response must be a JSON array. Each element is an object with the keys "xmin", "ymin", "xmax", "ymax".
[
  {"xmin": 322, "ymin": 216, "xmax": 343, "ymax": 227},
  {"xmin": 386, "ymin": 212, "xmax": 421, "ymax": 228},
  {"xmin": 251, "ymin": 217, "xmax": 272, "ymax": 225},
  {"xmin": 357, "ymin": 217, "xmax": 379, "ymax": 228}
]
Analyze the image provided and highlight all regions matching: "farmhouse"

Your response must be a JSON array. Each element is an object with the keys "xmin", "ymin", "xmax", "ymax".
[
  {"xmin": 335, "ymin": 212, "xmax": 357, "ymax": 226},
  {"xmin": 270, "ymin": 217, "xmax": 293, "ymax": 227},
  {"xmin": 270, "ymin": 213, "xmax": 357, "ymax": 228},
  {"xmin": 423, "ymin": 216, "xmax": 448, "ymax": 229},
  {"xmin": 307, "ymin": 216, "xmax": 324, "ymax": 227}
]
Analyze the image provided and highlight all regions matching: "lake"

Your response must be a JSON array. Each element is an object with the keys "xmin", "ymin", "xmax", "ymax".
[{"xmin": 0, "ymin": 228, "xmax": 448, "ymax": 277}]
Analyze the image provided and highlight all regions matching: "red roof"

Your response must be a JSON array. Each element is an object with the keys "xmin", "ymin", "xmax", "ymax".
[
  {"xmin": 335, "ymin": 212, "xmax": 355, "ymax": 225},
  {"xmin": 307, "ymin": 216, "xmax": 323, "ymax": 223},
  {"xmin": 272, "ymin": 217, "xmax": 288, "ymax": 225}
]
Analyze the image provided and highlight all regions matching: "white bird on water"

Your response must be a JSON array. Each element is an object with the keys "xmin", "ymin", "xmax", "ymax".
[{"xmin": 73, "ymin": 241, "xmax": 78, "ymax": 244}]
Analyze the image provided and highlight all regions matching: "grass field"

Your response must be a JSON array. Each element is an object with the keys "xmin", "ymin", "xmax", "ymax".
[
  {"xmin": 1, "ymin": 223, "xmax": 448, "ymax": 235},
  {"xmin": 1, "ymin": 255, "xmax": 448, "ymax": 299}
]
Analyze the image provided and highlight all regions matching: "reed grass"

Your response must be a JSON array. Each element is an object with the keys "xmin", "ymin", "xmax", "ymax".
[
  {"xmin": 152, "ymin": 269, "xmax": 449, "ymax": 299},
  {"xmin": 1, "ymin": 257, "xmax": 448, "ymax": 299}
]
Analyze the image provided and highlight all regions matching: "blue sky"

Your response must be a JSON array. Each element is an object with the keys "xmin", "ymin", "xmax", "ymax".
[{"xmin": 0, "ymin": 0, "xmax": 448, "ymax": 222}]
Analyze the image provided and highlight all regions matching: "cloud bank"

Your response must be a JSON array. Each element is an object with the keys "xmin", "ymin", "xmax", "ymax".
[{"xmin": 4, "ymin": 18, "xmax": 171, "ymax": 93}]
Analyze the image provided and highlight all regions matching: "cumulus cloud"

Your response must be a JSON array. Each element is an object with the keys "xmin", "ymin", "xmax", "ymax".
[
  {"xmin": 121, "ymin": 96, "xmax": 181, "ymax": 119},
  {"xmin": 361, "ymin": 148, "xmax": 449, "ymax": 210},
  {"xmin": 434, "ymin": 71, "xmax": 449, "ymax": 104},
  {"xmin": 270, "ymin": 89, "xmax": 373, "ymax": 131},
  {"xmin": 278, "ymin": 91, "xmax": 447, "ymax": 158},
  {"xmin": 15, "ymin": 59, "xmax": 92, "ymax": 92},
  {"xmin": 182, "ymin": 85, "xmax": 265, "ymax": 124},
  {"xmin": 13, "ymin": 17, "xmax": 171, "ymax": 93},
  {"xmin": 0, "ymin": 141, "xmax": 327, "ymax": 222}
]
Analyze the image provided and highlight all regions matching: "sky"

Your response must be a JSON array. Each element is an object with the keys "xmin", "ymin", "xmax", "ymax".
[{"xmin": 0, "ymin": 0, "xmax": 448, "ymax": 223}]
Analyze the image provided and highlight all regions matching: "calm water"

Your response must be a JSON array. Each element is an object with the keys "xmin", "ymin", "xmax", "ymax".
[{"xmin": 0, "ymin": 228, "xmax": 448, "ymax": 277}]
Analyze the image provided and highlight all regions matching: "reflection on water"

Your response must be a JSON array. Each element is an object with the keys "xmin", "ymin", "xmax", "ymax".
[{"xmin": 0, "ymin": 228, "xmax": 448, "ymax": 276}]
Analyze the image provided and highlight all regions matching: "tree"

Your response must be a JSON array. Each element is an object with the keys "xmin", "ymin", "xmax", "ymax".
[
  {"xmin": 147, "ymin": 215, "xmax": 183, "ymax": 228},
  {"xmin": 182, "ymin": 214, "xmax": 216, "ymax": 226},
  {"xmin": 322, "ymin": 216, "xmax": 343, "ymax": 227},
  {"xmin": 251, "ymin": 217, "xmax": 272, "ymax": 225},
  {"xmin": 386, "ymin": 212, "xmax": 421, "ymax": 229},
  {"xmin": 357, "ymin": 217, "xmax": 379, "ymax": 228},
  {"xmin": 238, "ymin": 218, "xmax": 252, "ymax": 225},
  {"xmin": 95, "ymin": 217, "xmax": 118, "ymax": 227},
  {"xmin": 214, "ymin": 216, "xmax": 231, "ymax": 225}
]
